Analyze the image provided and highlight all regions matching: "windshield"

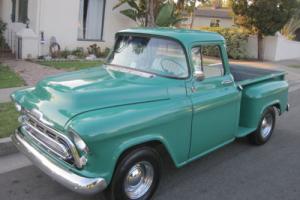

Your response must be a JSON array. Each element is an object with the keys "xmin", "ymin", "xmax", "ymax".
[{"xmin": 107, "ymin": 35, "xmax": 189, "ymax": 78}]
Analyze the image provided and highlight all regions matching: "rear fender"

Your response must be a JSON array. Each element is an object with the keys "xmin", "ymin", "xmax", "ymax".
[{"xmin": 239, "ymin": 80, "xmax": 288, "ymax": 129}]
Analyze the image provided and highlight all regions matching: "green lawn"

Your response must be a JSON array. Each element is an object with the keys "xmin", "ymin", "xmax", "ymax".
[
  {"xmin": 0, "ymin": 102, "xmax": 19, "ymax": 138},
  {"xmin": 287, "ymin": 64, "xmax": 300, "ymax": 69},
  {"xmin": 38, "ymin": 60, "xmax": 104, "ymax": 71},
  {"xmin": 0, "ymin": 65, "xmax": 25, "ymax": 89}
]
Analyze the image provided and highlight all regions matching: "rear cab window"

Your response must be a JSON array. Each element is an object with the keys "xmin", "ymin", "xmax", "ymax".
[{"xmin": 191, "ymin": 44, "xmax": 225, "ymax": 79}]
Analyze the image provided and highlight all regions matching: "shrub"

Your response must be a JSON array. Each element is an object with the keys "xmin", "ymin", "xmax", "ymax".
[
  {"xmin": 87, "ymin": 44, "xmax": 102, "ymax": 58},
  {"xmin": 87, "ymin": 44, "xmax": 111, "ymax": 58},
  {"xmin": 101, "ymin": 47, "xmax": 111, "ymax": 58},
  {"xmin": 60, "ymin": 49, "xmax": 72, "ymax": 58},
  {"xmin": 72, "ymin": 47, "xmax": 86, "ymax": 58},
  {"xmin": 0, "ymin": 20, "xmax": 7, "ymax": 49},
  {"xmin": 196, "ymin": 27, "xmax": 251, "ymax": 59}
]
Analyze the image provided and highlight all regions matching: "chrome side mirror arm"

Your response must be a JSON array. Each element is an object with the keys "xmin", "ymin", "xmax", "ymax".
[{"xmin": 193, "ymin": 70, "xmax": 205, "ymax": 81}]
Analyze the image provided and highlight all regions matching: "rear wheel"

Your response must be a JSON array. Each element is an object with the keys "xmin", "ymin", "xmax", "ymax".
[
  {"xmin": 248, "ymin": 107, "xmax": 276, "ymax": 145},
  {"xmin": 106, "ymin": 147, "xmax": 161, "ymax": 200}
]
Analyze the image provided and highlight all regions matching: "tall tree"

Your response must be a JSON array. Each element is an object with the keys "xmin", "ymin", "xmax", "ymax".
[
  {"xmin": 146, "ymin": 0, "xmax": 156, "ymax": 27},
  {"xmin": 281, "ymin": 0, "xmax": 300, "ymax": 39},
  {"xmin": 174, "ymin": 0, "xmax": 209, "ymax": 29},
  {"xmin": 231, "ymin": 0, "xmax": 297, "ymax": 60}
]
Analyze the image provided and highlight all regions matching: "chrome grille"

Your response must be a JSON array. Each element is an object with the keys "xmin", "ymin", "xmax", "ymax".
[
  {"xmin": 22, "ymin": 111, "xmax": 77, "ymax": 164},
  {"xmin": 19, "ymin": 109, "xmax": 84, "ymax": 168},
  {"xmin": 22, "ymin": 114, "xmax": 72, "ymax": 161}
]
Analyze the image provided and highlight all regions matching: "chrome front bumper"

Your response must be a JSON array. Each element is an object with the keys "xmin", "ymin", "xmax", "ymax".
[
  {"xmin": 286, "ymin": 104, "xmax": 290, "ymax": 112},
  {"xmin": 11, "ymin": 129, "xmax": 107, "ymax": 195}
]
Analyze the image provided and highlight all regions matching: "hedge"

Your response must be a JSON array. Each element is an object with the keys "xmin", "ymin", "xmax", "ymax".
[{"xmin": 196, "ymin": 27, "xmax": 250, "ymax": 59}]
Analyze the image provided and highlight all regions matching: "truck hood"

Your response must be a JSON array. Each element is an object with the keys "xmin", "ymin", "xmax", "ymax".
[{"xmin": 13, "ymin": 66, "xmax": 169, "ymax": 130}]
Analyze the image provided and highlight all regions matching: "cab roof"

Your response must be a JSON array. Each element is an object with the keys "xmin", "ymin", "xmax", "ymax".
[{"xmin": 117, "ymin": 27, "xmax": 225, "ymax": 45}]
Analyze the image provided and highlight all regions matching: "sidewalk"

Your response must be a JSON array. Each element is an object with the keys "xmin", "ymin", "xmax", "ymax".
[
  {"xmin": 0, "ymin": 86, "xmax": 28, "ymax": 103},
  {"xmin": 229, "ymin": 59, "xmax": 300, "ymax": 85},
  {"xmin": 0, "ymin": 59, "xmax": 66, "ymax": 103},
  {"xmin": 1, "ymin": 59, "xmax": 65, "ymax": 86}
]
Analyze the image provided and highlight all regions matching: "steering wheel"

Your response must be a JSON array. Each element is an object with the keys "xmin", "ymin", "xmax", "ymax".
[{"xmin": 160, "ymin": 58, "xmax": 185, "ymax": 76}]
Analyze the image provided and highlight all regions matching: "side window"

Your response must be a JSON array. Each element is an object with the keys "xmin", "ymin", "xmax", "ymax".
[{"xmin": 191, "ymin": 45, "xmax": 224, "ymax": 79}]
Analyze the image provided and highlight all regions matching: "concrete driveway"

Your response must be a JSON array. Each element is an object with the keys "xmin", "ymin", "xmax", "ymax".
[{"xmin": 0, "ymin": 65, "xmax": 300, "ymax": 200}]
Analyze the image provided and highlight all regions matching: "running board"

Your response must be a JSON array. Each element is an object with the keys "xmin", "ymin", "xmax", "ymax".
[{"xmin": 236, "ymin": 126, "xmax": 256, "ymax": 138}]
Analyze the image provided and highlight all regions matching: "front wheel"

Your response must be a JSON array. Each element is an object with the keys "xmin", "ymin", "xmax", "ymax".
[
  {"xmin": 248, "ymin": 107, "xmax": 276, "ymax": 145},
  {"xmin": 106, "ymin": 147, "xmax": 161, "ymax": 200}
]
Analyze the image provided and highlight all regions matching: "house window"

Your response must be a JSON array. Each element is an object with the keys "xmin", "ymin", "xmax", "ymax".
[
  {"xmin": 78, "ymin": 0, "xmax": 106, "ymax": 41},
  {"xmin": 18, "ymin": 0, "xmax": 28, "ymax": 23},
  {"xmin": 11, "ymin": 0, "xmax": 28, "ymax": 23},
  {"xmin": 11, "ymin": 0, "xmax": 16, "ymax": 22}
]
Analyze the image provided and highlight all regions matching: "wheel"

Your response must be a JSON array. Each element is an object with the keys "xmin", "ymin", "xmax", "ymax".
[
  {"xmin": 248, "ymin": 107, "xmax": 276, "ymax": 145},
  {"xmin": 106, "ymin": 147, "xmax": 161, "ymax": 200}
]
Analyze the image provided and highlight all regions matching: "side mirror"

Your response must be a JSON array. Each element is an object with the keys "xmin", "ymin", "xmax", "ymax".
[{"xmin": 193, "ymin": 70, "xmax": 205, "ymax": 81}]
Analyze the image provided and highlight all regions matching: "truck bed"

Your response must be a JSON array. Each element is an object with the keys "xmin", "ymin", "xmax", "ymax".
[
  {"xmin": 230, "ymin": 64, "xmax": 286, "ymax": 86},
  {"xmin": 230, "ymin": 64, "xmax": 288, "ymax": 138}
]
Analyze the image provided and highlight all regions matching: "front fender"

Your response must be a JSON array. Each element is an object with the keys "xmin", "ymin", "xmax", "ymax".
[{"xmin": 67, "ymin": 98, "xmax": 192, "ymax": 184}]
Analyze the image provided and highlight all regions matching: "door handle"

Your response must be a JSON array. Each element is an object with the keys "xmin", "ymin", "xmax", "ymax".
[{"xmin": 221, "ymin": 80, "xmax": 233, "ymax": 85}]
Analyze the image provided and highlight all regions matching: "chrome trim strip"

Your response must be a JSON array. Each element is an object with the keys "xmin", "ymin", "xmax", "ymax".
[
  {"xmin": 31, "ymin": 108, "xmax": 54, "ymax": 127},
  {"xmin": 12, "ymin": 130, "xmax": 107, "ymax": 195},
  {"xmin": 21, "ymin": 123, "xmax": 70, "ymax": 160}
]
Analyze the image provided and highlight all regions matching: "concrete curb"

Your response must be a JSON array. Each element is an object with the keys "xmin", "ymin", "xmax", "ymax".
[{"xmin": 0, "ymin": 137, "xmax": 18, "ymax": 156}]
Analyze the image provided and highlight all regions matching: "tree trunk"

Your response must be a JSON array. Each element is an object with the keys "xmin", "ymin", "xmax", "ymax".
[
  {"xmin": 146, "ymin": 0, "xmax": 156, "ymax": 27},
  {"xmin": 257, "ymin": 32, "xmax": 264, "ymax": 61},
  {"xmin": 189, "ymin": 8, "xmax": 195, "ymax": 29}
]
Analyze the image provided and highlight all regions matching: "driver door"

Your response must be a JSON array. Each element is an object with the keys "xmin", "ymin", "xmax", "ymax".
[{"xmin": 187, "ymin": 44, "xmax": 241, "ymax": 158}]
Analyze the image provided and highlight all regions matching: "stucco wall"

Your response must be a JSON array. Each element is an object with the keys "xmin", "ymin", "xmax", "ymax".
[
  {"xmin": 246, "ymin": 34, "xmax": 300, "ymax": 61},
  {"xmin": 0, "ymin": 0, "xmax": 38, "ymax": 53},
  {"xmin": 274, "ymin": 36, "xmax": 300, "ymax": 61},
  {"xmin": 0, "ymin": 0, "xmax": 11, "ymax": 22},
  {"xmin": 245, "ymin": 35, "xmax": 258, "ymax": 59},
  {"xmin": 38, "ymin": 0, "xmax": 81, "ymax": 52},
  {"xmin": 193, "ymin": 16, "xmax": 234, "ymax": 28},
  {"xmin": 38, "ymin": 0, "xmax": 136, "ymax": 54},
  {"xmin": 1, "ymin": 0, "xmax": 136, "ymax": 57}
]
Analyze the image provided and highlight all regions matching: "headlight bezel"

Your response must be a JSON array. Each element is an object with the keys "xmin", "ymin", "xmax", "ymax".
[
  {"xmin": 14, "ymin": 102, "xmax": 22, "ymax": 112},
  {"xmin": 69, "ymin": 129, "xmax": 89, "ymax": 154}
]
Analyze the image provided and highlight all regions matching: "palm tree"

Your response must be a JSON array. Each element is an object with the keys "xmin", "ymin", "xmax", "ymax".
[
  {"xmin": 281, "ymin": 1, "xmax": 300, "ymax": 40},
  {"xmin": 114, "ymin": 0, "xmax": 187, "ymax": 27}
]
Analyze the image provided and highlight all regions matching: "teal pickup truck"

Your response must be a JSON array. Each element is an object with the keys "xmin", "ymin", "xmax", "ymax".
[{"xmin": 11, "ymin": 28, "xmax": 289, "ymax": 200}]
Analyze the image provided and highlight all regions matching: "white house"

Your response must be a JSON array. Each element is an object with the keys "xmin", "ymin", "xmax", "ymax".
[
  {"xmin": 0, "ymin": 0, "xmax": 135, "ymax": 58},
  {"xmin": 193, "ymin": 8, "xmax": 234, "ymax": 28}
]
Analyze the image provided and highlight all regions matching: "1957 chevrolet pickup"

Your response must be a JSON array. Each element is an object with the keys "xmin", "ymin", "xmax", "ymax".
[{"xmin": 11, "ymin": 28, "xmax": 289, "ymax": 200}]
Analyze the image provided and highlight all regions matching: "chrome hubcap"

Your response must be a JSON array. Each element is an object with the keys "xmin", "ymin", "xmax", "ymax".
[
  {"xmin": 124, "ymin": 161, "xmax": 154, "ymax": 199},
  {"xmin": 261, "ymin": 114, "xmax": 273, "ymax": 138}
]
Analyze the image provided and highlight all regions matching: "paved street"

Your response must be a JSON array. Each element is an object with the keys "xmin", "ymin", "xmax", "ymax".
[{"xmin": 1, "ymin": 66, "xmax": 300, "ymax": 200}]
